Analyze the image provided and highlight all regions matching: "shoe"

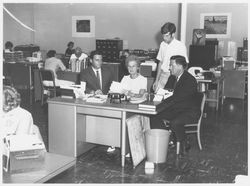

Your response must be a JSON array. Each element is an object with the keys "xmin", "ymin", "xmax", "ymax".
[
  {"xmin": 107, "ymin": 146, "xmax": 115, "ymax": 153},
  {"xmin": 168, "ymin": 140, "xmax": 176, "ymax": 149}
]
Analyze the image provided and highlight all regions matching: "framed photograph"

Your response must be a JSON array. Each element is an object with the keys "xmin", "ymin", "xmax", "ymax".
[
  {"xmin": 72, "ymin": 16, "xmax": 95, "ymax": 37},
  {"xmin": 200, "ymin": 13, "xmax": 232, "ymax": 38}
]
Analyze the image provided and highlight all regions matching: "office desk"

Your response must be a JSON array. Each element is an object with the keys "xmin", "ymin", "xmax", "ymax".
[
  {"xmin": 196, "ymin": 76, "xmax": 224, "ymax": 111},
  {"xmin": 3, "ymin": 153, "xmax": 75, "ymax": 183},
  {"xmin": 48, "ymin": 97, "xmax": 164, "ymax": 167}
]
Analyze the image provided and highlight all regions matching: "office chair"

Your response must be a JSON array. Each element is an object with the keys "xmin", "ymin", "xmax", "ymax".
[
  {"xmin": 39, "ymin": 69, "xmax": 60, "ymax": 105},
  {"xmin": 176, "ymin": 92, "xmax": 206, "ymax": 154}
]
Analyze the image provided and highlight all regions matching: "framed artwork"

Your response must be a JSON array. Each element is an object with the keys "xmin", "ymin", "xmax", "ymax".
[
  {"xmin": 200, "ymin": 13, "xmax": 232, "ymax": 38},
  {"xmin": 192, "ymin": 29, "xmax": 206, "ymax": 45},
  {"xmin": 72, "ymin": 16, "xmax": 95, "ymax": 37}
]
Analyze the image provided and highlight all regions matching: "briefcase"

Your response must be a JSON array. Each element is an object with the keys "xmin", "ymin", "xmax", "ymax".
[{"xmin": 3, "ymin": 134, "xmax": 46, "ymax": 173}]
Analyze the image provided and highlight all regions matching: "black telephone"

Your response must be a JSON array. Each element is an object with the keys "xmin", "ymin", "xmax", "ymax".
[{"xmin": 108, "ymin": 93, "xmax": 127, "ymax": 103}]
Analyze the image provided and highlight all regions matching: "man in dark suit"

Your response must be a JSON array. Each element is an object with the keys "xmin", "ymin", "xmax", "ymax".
[
  {"xmin": 150, "ymin": 55, "xmax": 201, "ymax": 155},
  {"xmin": 80, "ymin": 50, "xmax": 114, "ymax": 95}
]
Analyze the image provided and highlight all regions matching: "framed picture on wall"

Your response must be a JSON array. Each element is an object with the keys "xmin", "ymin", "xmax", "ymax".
[
  {"xmin": 200, "ymin": 13, "xmax": 232, "ymax": 38},
  {"xmin": 72, "ymin": 16, "xmax": 95, "ymax": 37}
]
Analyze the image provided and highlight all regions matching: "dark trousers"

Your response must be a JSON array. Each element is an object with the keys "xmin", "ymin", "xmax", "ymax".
[{"xmin": 150, "ymin": 108, "xmax": 200, "ymax": 142}]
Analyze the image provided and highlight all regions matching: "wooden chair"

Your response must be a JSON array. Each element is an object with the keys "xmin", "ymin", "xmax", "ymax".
[
  {"xmin": 176, "ymin": 92, "xmax": 206, "ymax": 154},
  {"xmin": 39, "ymin": 69, "xmax": 60, "ymax": 105}
]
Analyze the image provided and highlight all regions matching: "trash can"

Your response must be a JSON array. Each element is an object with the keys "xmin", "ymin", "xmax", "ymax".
[{"xmin": 145, "ymin": 129, "xmax": 171, "ymax": 163}]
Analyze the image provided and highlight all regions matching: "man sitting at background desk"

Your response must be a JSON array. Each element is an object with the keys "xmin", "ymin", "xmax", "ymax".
[
  {"xmin": 69, "ymin": 47, "xmax": 88, "ymax": 71},
  {"xmin": 150, "ymin": 55, "xmax": 200, "ymax": 156},
  {"xmin": 80, "ymin": 50, "xmax": 114, "ymax": 95}
]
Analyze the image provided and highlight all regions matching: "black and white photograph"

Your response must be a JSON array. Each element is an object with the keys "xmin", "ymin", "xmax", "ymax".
[{"xmin": 1, "ymin": 0, "xmax": 249, "ymax": 184}]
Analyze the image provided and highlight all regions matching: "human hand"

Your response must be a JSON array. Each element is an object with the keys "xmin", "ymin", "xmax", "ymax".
[{"xmin": 152, "ymin": 81, "xmax": 158, "ymax": 93}]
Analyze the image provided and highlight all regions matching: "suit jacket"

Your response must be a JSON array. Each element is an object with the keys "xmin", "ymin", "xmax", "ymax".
[
  {"xmin": 162, "ymin": 70, "xmax": 200, "ymax": 113},
  {"xmin": 80, "ymin": 66, "xmax": 114, "ymax": 94}
]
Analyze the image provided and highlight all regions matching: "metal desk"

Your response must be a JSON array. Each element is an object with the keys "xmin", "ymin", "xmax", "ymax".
[
  {"xmin": 47, "ymin": 97, "xmax": 164, "ymax": 167},
  {"xmin": 3, "ymin": 153, "xmax": 75, "ymax": 183}
]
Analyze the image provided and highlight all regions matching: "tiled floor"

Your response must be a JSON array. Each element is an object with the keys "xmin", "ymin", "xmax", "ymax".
[{"xmin": 20, "ymin": 90, "xmax": 248, "ymax": 183}]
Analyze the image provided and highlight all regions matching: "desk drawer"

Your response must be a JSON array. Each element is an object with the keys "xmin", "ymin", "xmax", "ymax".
[{"xmin": 77, "ymin": 107, "xmax": 122, "ymax": 118}]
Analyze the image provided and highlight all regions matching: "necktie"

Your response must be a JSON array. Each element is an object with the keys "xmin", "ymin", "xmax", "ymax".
[{"xmin": 96, "ymin": 70, "xmax": 101, "ymax": 89}]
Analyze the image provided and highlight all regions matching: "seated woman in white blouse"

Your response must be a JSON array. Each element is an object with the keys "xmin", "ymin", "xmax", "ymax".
[
  {"xmin": 2, "ymin": 86, "xmax": 43, "ymax": 142},
  {"xmin": 120, "ymin": 55, "xmax": 147, "ymax": 98},
  {"xmin": 107, "ymin": 55, "xmax": 148, "ymax": 153}
]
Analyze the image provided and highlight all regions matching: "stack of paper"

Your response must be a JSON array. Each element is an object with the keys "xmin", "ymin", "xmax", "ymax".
[
  {"xmin": 109, "ymin": 81, "xmax": 125, "ymax": 93},
  {"xmin": 86, "ymin": 97, "xmax": 107, "ymax": 103}
]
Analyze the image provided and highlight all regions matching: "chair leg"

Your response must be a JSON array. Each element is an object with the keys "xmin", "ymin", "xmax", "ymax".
[
  {"xmin": 197, "ymin": 131, "xmax": 202, "ymax": 150},
  {"xmin": 176, "ymin": 142, "xmax": 180, "ymax": 155},
  {"xmin": 41, "ymin": 93, "xmax": 44, "ymax": 106}
]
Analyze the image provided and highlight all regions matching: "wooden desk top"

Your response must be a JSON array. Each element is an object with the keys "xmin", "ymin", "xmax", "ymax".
[
  {"xmin": 3, "ymin": 153, "xmax": 76, "ymax": 183},
  {"xmin": 48, "ymin": 97, "xmax": 165, "ymax": 115}
]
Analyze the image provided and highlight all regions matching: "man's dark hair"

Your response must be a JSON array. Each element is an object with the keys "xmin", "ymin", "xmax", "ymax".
[
  {"xmin": 170, "ymin": 55, "xmax": 187, "ymax": 69},
  {"xmin": 47, "ymin": 50, "xmax": 56, "ymax": 58},
  {"xmin": 161, "ymin": 22, "xmax": 176, "ymax": 35},
  {"xmin": 90, "ymin": 50, "xmax": 103, "ymax": 59},
  {"xmin": 5, "ymin": 41, "xmax": 13, "ymax": 49}
]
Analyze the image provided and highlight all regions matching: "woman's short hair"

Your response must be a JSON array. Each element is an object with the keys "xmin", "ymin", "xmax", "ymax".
[
  {"xmin": 47, "ymin": 50, "xmax": 56, "ymax": 58},
  {"xmin": 5, "ymin": 41, "xmax": 13, "ymax": 49},
  {"xmin": 67, "ymin": 41, "xmax": 74, "ymax": 47},
  {"xmin": 125, "ymin": 55, "xmax": 141, "ymax": 67},
  {"xmin": 3, "ymin": 86, "xmax": 21, "ymax": 112}
]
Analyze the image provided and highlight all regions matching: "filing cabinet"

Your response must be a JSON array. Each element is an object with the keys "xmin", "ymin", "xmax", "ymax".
[{"xmin": 96, "ymin": 39, "xmax": 123, "ymax": 62}]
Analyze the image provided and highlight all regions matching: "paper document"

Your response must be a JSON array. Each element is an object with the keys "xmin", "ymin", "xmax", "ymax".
[
  {"xmin": 153, "ymin": 88, "xmax": 173, "ymax": 101},
  {"xmin": 86, "ymin": 97, "xmax": 107, "ymax": 103},
  {"xmin": 109, "ymin": 81, "xmax": 125, "ymax": 94}
]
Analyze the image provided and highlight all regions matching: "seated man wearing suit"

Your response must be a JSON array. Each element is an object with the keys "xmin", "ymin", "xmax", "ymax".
[
  {"xmin": 150, "ymin": 55, "xmax": 201, "ymax": 156},
  {"xmin": 80, "ymin": 50, "xmax": 114, "ymax": 95}
]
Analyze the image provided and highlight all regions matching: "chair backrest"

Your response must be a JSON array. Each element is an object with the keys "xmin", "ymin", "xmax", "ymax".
[
  {"xmin": 39, "ymin": 69, "xmax": 56, "ymax": 87},
  {"xmin": 197, "ymin": 92, "xmax": 206, "ymax": 122}
]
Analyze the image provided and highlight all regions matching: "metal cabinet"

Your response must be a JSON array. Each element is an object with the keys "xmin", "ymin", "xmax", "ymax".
[{"xmin": 222, "ymin": 70, "xmax": 247, "ymax": 99}]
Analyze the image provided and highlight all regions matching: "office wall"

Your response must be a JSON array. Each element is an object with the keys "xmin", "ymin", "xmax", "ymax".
[
  {"xmin": 3, "ymin": 3, "xmax": 180, "ymax": 54},
  {"xmin": 3, "ymin": 3, "xmax": 35, "ymax": 46},
  {"xmin": 186, "ymin": 3, "xmax": 248, "ymax": 57}
]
